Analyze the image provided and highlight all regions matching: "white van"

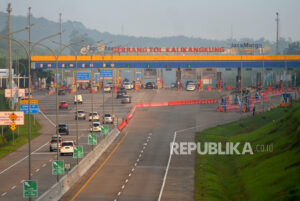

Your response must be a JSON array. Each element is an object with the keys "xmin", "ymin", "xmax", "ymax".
[{"xmin": 74, "ymin": 95, "xmax": 83, "ymax": 104}]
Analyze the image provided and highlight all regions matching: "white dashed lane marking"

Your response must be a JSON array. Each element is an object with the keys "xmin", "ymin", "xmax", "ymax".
[{"xmin": 114, "ymin": 133, "xmax": 152, "ymax": 200}]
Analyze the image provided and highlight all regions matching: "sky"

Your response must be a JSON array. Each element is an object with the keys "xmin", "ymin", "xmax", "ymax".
[{"xmin": 1, "ymin": 0, "xmax": 300, "ymax": 41}]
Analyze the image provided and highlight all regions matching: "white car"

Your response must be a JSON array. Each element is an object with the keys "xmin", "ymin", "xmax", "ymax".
[
  {"xmin": 60, "ymin": 141, "xmax": 75, "ymax": 156},
  {"xmin": 75, "ymin": 110, "xmax": 86, "ymax": 120},
  {"xmin": 89, "ymin": 112, "xmax": 100, "ymax": 121},
  {"xmin": 104, "ymin": 85, "xmax": 111, "ymax": 93},
  {"xmin": 103, "ymin": 113, "xmax": 113, "ymax": 124},
  {"xmin": 123, "ymin": 82, "xmax": 133, "ymax": 90},
  {"xmin": 49, "ymin": 135, "xmax": 62, "ymax": 152},
  {"xmin": 186, "ymin": 84, "xmax": 196, "ymax": 91},
  {"xmin": 90, "ymin": 122, "xmax": 103, "ymax": 132},
  {"xmin": 74, "ymin": 95, "xmax": 83, "ymax": 104}
]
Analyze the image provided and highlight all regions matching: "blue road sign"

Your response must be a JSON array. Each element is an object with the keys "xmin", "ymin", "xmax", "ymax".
[
  {"xmin": 95, "ymin": 70, "xmax": 113, "ymax": 80},
  {"xmin": 76, "ymin": 72, "xmax": 90, "ymax": 82},
  {"xmin": 20, "ymin": 104, "xmax": 39, "ymax": 114}
]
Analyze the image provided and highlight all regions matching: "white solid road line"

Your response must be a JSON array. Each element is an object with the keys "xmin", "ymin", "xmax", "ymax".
[
  {"xmin": 157, "ymin": 131, "xmax": 177, "ymax": 201},
  {"xmin": 157, "ymin": 120, "xmax": 235, "ymax": 201},
  {"xmin": 39, "ymin": 109, "xmax": 56, "ymax": 127},
  {"xmin": 0, "ymin": 141, "xmax": 49, "ymax": 176}
]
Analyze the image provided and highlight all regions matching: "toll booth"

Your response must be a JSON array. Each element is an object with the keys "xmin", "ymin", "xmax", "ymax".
[{"xmin": 280, "ymin": 93, "xmax": 291, "ymax": 107}]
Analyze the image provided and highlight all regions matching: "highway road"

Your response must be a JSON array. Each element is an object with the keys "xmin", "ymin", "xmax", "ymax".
[
  {"xmin": 60, "ymin": 96, "xmax": 251, "ymax": 201},
  {"xmin": 0, "ymin": 88, "xmax": 281, "ymax": 200}
]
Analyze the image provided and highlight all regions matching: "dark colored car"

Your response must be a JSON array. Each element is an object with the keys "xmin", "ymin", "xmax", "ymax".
[
  {"xmin": 58, "ymin": 124, "xmax": 69, "ymax": 135},
  {"xmin": 59, "ymin": 101, "xmax": 68, "ymax": 110},
  {"xmin": 145, "ymin": 82, "xmax": 157, "ymax": 89},
  {"xmin": 117, "ymin": 90, "xmax": 127, "ymax": 99},
  {"xmin": 58, "ymin": 89, "xmax": 65, "ymax": 95},
  {"xmin": 121, "ymin": 95, "xmax": 132, "ymax": 104}
]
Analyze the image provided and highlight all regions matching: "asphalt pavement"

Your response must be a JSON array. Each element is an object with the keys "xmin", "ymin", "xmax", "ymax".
[{"xmin": 0, "ymin": 88, "xmax": 282, "ymax": 201}]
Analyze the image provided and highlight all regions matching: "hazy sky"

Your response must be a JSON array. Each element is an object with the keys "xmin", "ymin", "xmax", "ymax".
[{"xmin": 1, "ymin": 0, "xmax": 300, "ymax": 41}]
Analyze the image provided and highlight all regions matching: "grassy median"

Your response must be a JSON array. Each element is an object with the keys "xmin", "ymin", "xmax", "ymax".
[
  {"xmin": 195, "ymin": 102, "xmax": 300, "ymax": 201},
  {"xmin": 0, "ymin": 89, "xmax": 41, "ymax": 159}
]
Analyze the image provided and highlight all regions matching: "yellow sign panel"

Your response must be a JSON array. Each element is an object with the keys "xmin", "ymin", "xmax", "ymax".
[
  {"xmin": 9, "ymin": 113, "xmax": 18, "ymax": 121},
  {"xmin": 10, "ymin": 122, "xmax": 17, "ymax": 131},
  {"xmin": 20, "ymin": 100, "xmax": 39, "ymax": 105}
]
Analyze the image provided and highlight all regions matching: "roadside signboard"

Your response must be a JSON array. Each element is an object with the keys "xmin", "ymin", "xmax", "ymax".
[
  {"xmin": 52, "ymin": 160, "xmax": 64, "ymax": 175},
  {"xmin": 23, "ymin": 180, "xmax": 38, "ymax": 198},
  {"xmin": 88, "ymin": 134, "xmax": 97, "ymax": 145},
  {"xmin": 94, "ymin": 70, "xmax": 113, "ymax": 81},
  {"xmin": 5, "ymin": 88, "xmax": 26, "ymax": 98},
  {"xmin": 9, "ymin": 122, "xmax": 17, "ymax": 131},
  {"xmin": 20, "ymin": 104, "xmax": 39, "ymax": 114},
  {"xmin": 19, "ymin": 99, "xmax": 39, "ymax": 105},
  {"xmin": 9, "ymin": 113, "xmax": 18, "ymax": 121},
  {"xmin": 65, "ymin": 163, "xmax": 71, "ymax": 171},
  {"xmin": 75, "ymin": 71, "xmax": 90, "ymax": 83},
  {"xmin": 0, "ymin": 111, "xmax": 24, "ymax": 126},
  {"xmin": 73, "ymin": 146, "xmax": 84, "ymax": 158},
  {"xmin": 101, "ymin": 125, "xmax": 109, "ymax": 135}
]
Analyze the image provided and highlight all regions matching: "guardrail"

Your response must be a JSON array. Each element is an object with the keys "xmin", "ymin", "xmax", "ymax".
[
  {"xmin": 118, "ymin": 98, "xmax": 219, "ymax": 131},
  {"xmin": 37, "ymin": 128, "xmax": 120, "ymax": 201}
]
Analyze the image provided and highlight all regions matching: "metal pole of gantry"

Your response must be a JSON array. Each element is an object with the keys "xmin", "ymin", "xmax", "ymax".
[{"xmin": 55, "ymin": 56, "xmax": 60, "ymax": 183}]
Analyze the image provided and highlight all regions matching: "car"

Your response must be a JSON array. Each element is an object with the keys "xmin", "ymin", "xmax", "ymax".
[
  {"xmin": 186, "ymin": 80, "xmax": 194, "ymax": 86},
  {"xmin": 59, "ymin": 101, "xmax": 68, "ymax": 110},
  {"xmin": 58, "ymin": 124, "xmax": 69, "ymax": 135},
  {"xmin": 121, "ymin": 95, "xmax": 132, "ymax": 104},
  {"xmin": 106, "ymin": 82, "xmax": 113, "ymax": 89},
  {"xmin": 103, "ymin": 113, "xmax": 113, "ymax": 124},
  {"xmin": 74, "ymin": 95, "xmax": 83, "ymax": 104},
  {"xmin": 75, "ymin": 110, "xmax": 86, "ymax": 120},
  {"xmin": 60, "ymin": 141, "xmax": 75, "ymax": 156},
  {"xmin": 117, "ymin": 90, "xmax": 127, "ymax": 99},
  {"xmin": 123, "ymin": 82, "xmax": 133, "ymax": 90},
  {"xmin": 186, "ymin": 83, "xmax": 196, "ymax": 91},
  {"xmin": 89, "ymin": 112, "xmax": 100, "ymax": 121},
  {"xmin": 90, "ymin": 122, "xmax": 103, "ymax": 132},
  {"xmin": 58, "ymin": 89, "xmax": 65, "ymax": 95},
  {"xmin": 49, "ymin": 135, "xmax": 62, "ymax": 152},
  {"xmin": 145, "ymin": 82, "xmax": 157, "ymax": 89},
  {"xmin": 104, "ymin": 85, "xmax": 111, "ymax": 93}
]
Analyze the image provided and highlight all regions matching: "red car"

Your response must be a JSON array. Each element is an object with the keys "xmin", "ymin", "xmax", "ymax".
[{"xmin": 59, "ymin": 101, "xmax": 68, "ymax": 110}]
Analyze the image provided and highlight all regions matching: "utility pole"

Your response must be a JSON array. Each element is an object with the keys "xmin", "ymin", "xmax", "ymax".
[
  {"xmin": 7, "ymin": 3, "xmax": 13, "ymax": 108},
  {"xmin": 276, "ymin": 12, "xmax": 279, "ymax": 55}
]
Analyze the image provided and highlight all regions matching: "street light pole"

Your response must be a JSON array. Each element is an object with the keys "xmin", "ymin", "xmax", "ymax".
[
  {"xmin": 27, "ymin": 7, "xmax": 32, "ymax": 201},
  {"xmin": 7, "ymin": 3, "xmax": 13, "ymax": 108},
  {"xmin": 90, "ymin": 54, "xmax": 94, "ymax": 150}
]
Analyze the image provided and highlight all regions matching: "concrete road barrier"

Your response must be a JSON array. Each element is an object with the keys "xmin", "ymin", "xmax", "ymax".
[{"xmin": 37, "ymin": 128, "xmax": 120, "ymax": 201}]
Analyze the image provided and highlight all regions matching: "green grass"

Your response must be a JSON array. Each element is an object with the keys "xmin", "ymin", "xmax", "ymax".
[
  {"xmin": 195, "ymin": 102, "xmax": 300, "ymax": 201},
  {"xmin": 0, "ymin": 89, "xmax": 42, "ymax": 159}
]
